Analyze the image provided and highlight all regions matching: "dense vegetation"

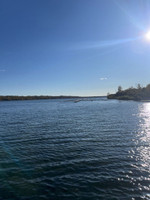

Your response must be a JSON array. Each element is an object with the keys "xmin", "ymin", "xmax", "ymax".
[
  {"xmin": 0, "ymin": 95, "xmax": 80, "ymax": 101},
  {"xmin": 107, "ymin": 84, "xmax": 150, "ymax": 101}
]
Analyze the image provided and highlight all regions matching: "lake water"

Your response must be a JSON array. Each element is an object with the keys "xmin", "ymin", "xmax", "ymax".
[{"xmin": 0, "ymin": 98, "xmax": 150, "ymax": 200}]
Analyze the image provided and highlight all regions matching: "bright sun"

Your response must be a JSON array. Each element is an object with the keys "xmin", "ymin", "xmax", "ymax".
[{"xmin": 145, "ymin": 31, "xmax": 150, "ymax": 40}]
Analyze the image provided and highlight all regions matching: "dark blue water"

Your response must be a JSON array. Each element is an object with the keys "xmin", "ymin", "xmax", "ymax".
[{"xmin": 0, "ymin": 98, "xmax": 150, "ymax": 200}]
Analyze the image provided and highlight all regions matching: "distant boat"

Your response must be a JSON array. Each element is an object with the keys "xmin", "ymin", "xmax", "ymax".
[{"xmin": 74, "ymin": 99, "xmax": 81, "ymax": 103}]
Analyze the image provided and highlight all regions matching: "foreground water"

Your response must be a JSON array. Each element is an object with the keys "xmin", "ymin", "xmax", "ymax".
[{"xmin": 0, "ymin": 98, "xmax": 150, "ymax": 200}]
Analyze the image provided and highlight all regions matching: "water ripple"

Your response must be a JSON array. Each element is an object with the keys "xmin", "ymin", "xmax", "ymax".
[{"xmin": 0, "ymin": 99, "xmax": 150, "ymax": 199}]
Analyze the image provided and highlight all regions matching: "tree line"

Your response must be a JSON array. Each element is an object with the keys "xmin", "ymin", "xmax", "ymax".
[
  {"xmin": 0, "ymin": 95, "xmax": 80, "ymax": 101},
  {"xmin": 107, "ymin": 84, "xmax": 150, "ymax": 101}
]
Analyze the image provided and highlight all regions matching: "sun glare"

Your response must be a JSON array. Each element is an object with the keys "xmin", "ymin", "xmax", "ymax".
[{"xmin": 145, "ymin": 31, "xmax": 150, "ymax": 40}]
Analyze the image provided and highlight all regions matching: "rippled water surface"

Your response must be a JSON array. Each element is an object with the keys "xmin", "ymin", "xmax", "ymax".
[{"xmin": 0, "ymin": 98, "xmax": 150, "ymax": 200}]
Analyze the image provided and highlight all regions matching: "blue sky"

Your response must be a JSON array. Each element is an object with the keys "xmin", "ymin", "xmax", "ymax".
[{"xmin": 0, "ymin": 0, "xmax": 150, "ymax": 96}]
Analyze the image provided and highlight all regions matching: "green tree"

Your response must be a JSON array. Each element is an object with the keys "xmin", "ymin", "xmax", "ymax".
[
  {"xmin": 137, "ymin": 84, "xmax": 142, "ymax": 90},
  {"xmin": 118, "ymin": 86, "xmax": 122, "ymax": 92}
]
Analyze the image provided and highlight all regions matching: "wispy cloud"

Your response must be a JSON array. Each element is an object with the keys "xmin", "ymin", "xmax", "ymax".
[
  {"xmin": 100, "ymin": 77, "xmax": 108, "ymax": 81},
  {"xmin": 0, "ymin": 69, "xmax": 6, "ymax": 72}
]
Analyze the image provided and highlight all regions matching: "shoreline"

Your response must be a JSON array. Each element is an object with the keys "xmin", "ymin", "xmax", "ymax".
[{"xmin": 0, "ymin": 95, "xmax": 106, "ymax": 101}]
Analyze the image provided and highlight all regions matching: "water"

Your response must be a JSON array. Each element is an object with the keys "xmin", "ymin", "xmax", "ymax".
[{"xmin": 0, "ymin": 98, "xmax": 150, "ymax": 200}]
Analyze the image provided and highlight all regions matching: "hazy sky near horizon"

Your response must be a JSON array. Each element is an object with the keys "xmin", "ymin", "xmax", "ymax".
[{"xmin": 0, "ymin": 0, "xmax": 150, "ymax": 96}]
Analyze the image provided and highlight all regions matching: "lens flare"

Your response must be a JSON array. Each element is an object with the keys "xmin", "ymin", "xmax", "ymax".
[{"xmin": 145, "ymin": 31, "xmax": 150, "ymax": 40}]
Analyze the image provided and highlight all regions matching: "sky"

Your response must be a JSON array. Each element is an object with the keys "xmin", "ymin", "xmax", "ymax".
[{"xmin": 0, "ymin": 0, "xmax": 150, "ymax": 96}]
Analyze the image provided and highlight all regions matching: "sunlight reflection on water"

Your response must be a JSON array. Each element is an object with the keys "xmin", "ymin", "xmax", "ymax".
[{"xmin": 131, "ymin": 103, "xmax": 150, "ymax": 198}]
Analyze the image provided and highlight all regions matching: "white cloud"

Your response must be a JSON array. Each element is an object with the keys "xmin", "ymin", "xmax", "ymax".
[{"xmin": 100, "ymin": 77, "xmax": 108, "ymax": 80}]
